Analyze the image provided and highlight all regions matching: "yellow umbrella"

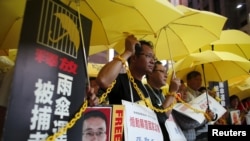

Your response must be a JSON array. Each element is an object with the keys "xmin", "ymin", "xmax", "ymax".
[
  {"xmin": 229, "ymin": 76, "xmax": 250, "ymax": 100},
  {"xmin": 139, "ymin": 5, "xmax": 227, "ymax": 61},
  {"xmin": 0, "ymin": 0, "xmax": 25, "ymax": 50},
  {"xmin": 228, "ymin": 75, "xmax": 250, "ymax": 86},
  {"xmin": 199, "ymin": 29, "xmax": 250, "ymax": 60},
  {"xmin": 172, "ymin": 50, "xmax": 250, "ymax": 83},
  {"xmin": 0, "ymin": 0, "xmax": 182, "ymax": 56},
  {"xmin": 87, "ymin": 63, "xmax": 104, "ymax": 77},
  {"xmin": 61, "ymin": 0, "xmax": 183, "ymax": 54}
]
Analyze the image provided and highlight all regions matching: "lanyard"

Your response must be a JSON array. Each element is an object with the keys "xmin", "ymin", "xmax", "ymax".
[{"xmin": 145, "ymin": 84, "xmax": 163, "ymax": 106}]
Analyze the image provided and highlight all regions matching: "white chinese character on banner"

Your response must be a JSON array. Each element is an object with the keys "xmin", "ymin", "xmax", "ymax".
[
  {"xmin": 57, "ymin": 73, "xmax": 73, "ymax": 96},
  {"xmin": 35, "ymin": 78, "xmax": 54, "ymax": 104},
  {"xmin": 30, "ymin": 105, "xmax": 52, "ymax": 130},
  {"xmin": 28, "ymin": 131, "xmax": 48, "ymax": 141},
  {"xmin": 52, "ymin": 120, "xmax": 68, "ymax": 141},
  {"xmin": 54, "ymin": 96, "xmax": 70, "ymax": 119}
]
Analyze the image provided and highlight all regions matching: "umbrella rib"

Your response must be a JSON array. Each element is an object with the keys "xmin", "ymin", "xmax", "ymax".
[
  {"xmin": 111, "ymin": 1, "xmax": 155, "ymax": 33},
  {"xmin": 177, "ymin": 11, "xmax": 200, "ymax": 18},
  {"xmin": 162, "ymin": 27, "xmax": 176, "ymax": 77},
  {"xmin": 236, "ymin": 44, "xmax": 249, "ymax": 60},
  {"xmin": 170, "ymin": 22, "xmax": 219, "ymax": 39},
  {"xmin": 211, "ymin": 61, "xmax": 250, "ymax": 82},
  {"xmin": 1, "ymin": 17, "xmax": 22, "ymax": 47},
  {"xmin": 230, "ymin": 62, "xmax": 250, "ymax": 80},
  {"xmin": 208, "ymin": 63, "xmax": 223, "ymax": 82},
  {"xmin": 166, "ymin": 25, "xmax": 190, "ymax": 53},
  {"xmin": 233, "ymin": 61, "xmax": 250, "ymax": 74},
  {"xmin": 74, "ymin": 1, "xmax": 111, "ymax": 44}
]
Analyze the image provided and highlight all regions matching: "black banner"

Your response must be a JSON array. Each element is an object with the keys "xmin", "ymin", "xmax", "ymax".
[
  {"xmin": 3, "ymin": 0, "xmax": 92, "ymax": 140},
  {"xmin": 209, "ymin": 81, "xmax": 229, "ymax": 107}
]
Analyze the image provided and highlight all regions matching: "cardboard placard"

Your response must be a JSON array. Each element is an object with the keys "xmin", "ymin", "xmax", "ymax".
[{"xmin": 122, "ymin": 100, "xmax": 164, "ymax": 141}]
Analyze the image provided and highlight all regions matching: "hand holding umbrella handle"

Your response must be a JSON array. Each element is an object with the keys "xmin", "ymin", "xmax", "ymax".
[{"xmin": 206, "ymin": 108, "xmax": 218, "ymax": 121}]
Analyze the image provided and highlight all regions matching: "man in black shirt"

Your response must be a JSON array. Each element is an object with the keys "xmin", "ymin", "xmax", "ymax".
[{"xmin": 96, "ymin": 35, "xmax": 156, "ymax": 104}]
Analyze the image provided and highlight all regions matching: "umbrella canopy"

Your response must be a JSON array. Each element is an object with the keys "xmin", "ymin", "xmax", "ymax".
[
  {"xmin": 61, "ymin": 0, "xmax": 183, "ymax": 54},
  {"xmin": 139, "ymin": 5, "xmax": 227, "ymax": 61},
  {"xmin": 172, "ymin": 50, "xmax": 250, "ymax": 83},
  {"xmin": 228, "ymin": 76, "xmax": 250, "ymax": 100},
  {"xmin": 1, "ymin": 0, "xmax": 183, "ymax": 56},
  {"xmin": 87, "ymin": 63, "xmax": 104, "ymax": 77},
  {"xmin": 228, "ymin": 75, "xmax": 250, "ymax": 86},
  {"xmin": 199, "ymin": 29, "xmax": 250, "ymax": 60},
  {"xmin": 0, "ymin": 0, "xmax": 25, "ymax": 50}
]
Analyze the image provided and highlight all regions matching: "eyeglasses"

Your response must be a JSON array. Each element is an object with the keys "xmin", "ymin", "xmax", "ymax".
[
  {"xmin": 83, "ymin": 131, "xmax": 106, "ymax": 138},
  {"xmin": 139, "ymin": 53, "xmax": 157, "ymax": 62},
  {"xmin": 154, "ymin": 69, "xmax": 168, "ymax": 75}
]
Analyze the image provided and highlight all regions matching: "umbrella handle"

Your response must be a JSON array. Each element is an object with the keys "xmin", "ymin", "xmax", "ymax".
[
  {"xmin": 135, "ymin": 43, "xmax": 142, "ymax": 53},
  {"xmin": 75, "ymin": 0, "xmax": 90, "ymax": 102},
  {"xmin": 207, "ymin": 107, "xmax": 218, "ymax": 121},
  {"xmin": 212, "ymin": 113, "xmax": 218, "ymax": 121}
]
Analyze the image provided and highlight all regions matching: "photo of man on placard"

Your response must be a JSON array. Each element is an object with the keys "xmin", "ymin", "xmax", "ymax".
[{"xmin": 82, "ymin": 107, "xmax": 111, "ymax": 141}]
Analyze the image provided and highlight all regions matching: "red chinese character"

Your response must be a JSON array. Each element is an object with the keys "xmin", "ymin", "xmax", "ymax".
[
  {"xmin": 130, "ymin": 117, "xmax": 135, "ymax": 127},
  {"xmin": 59, "ymin": 57, "xmax": 78, "ymax": 75},
  {"xmin": 35, "ymin": 49, "xmax": 47, "ymax": 63},
  {"xmin": 45, "ymin": 52, "xmax": 58, "ymax": 67},
  {"xmin": 35, "ymin": 49, "xmax": 58, "ymax": 67}
]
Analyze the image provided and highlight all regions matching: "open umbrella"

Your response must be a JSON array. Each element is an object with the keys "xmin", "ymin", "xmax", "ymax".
[
  {"xmin": 199, "ymin": 29, "xmax": 250, "ymax": 60},
  {"xmin": 171, "ymin": 50, "xmax": 250, "ymax": 114},
  {"xmin": 139, "ymin": 5, "xmax": 227, "ymax": 61},
  {"xmin": 228, "ymin": 75, "xmax": 250, "ymax": 86},
  {"xmin": 228, "ymin": 75, "xmax": 250, "ymax": 100},
  {"xmin": 0, "ymin": 0, "xmax": 182, "ymax": 56},
  {"xmin": 0, "ymin": 0, "xmax": 25, "ymax": 50},
  {"xmin": 61, "ymin": 0, "xmax": 183, "ymax": 54},
  {"xmin": 172, "ymin": 50, "xmax": 250, "ymax": 83},
  {"xmin": 87, "ymin": 63, "xmax": 104, "ymax": 77}
]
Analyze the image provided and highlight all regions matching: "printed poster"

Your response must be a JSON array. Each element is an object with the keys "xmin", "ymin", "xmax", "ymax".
[
  {"xmin": 2, "ymin": 0, "xmax": 92, "ymax": 140},
  {"xmin": 230, "ymin": 110, "xmax": 241, "ymax": 125},
  {"xmin": 122, "ymin": 100, "xmax": 164, "ymax": 141},
  {"xmin": 165, "ymin": 113, "xmax": 186, "ymax": 141},
  {"xmin": 82, "ymin": 105, "xmax": 124, "ymax": 141},
  {"xmin": 174, "ymin": 93, "xmax": 227, "ymax": 124}
]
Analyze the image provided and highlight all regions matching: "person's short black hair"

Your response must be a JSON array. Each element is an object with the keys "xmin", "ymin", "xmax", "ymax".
[
  {"xmin": 229, "ymin": 94, "xmax": 240, "ymax": 102},
  {"xmin": 135, "ymin": 40, "xmax": 154, "ymax": 55},
  {"xmin": 186, "ymin": 71, "xmax": 201, "ymax": 80},
  {"xmin": 83, "ymin": 110, "xmax": 107, "ymax": 126},
  {"xmin": 127, "ymin": 40, "xmax": 154, "ymax": 64}
]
